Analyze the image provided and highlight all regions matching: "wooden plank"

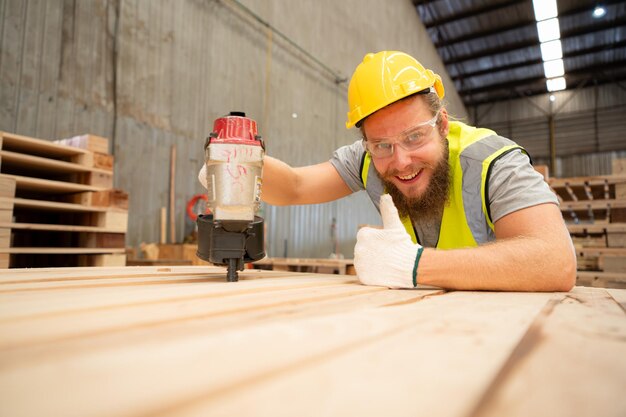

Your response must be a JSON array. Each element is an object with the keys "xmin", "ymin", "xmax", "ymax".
[
  {"xmin": 157, "ymin": 244, "xmax": 184, "ymax": 260},
  {"xmin": 0, "ymin": 183, "xmax": 14, "ymax": 224},
  {"xmin": 571, "ymin": 234, "xmax": 606, "ymax": 248},
  {"xmin": 0, "ymin": 283, "xmax": 391, "ymax": 351},
  {"xmin": 560, "ymin": 198, "xmax": 626, "ymax": 211},
  {"xmin": 606, "ymin": 288, "xmax": 626, "ymax": 310},
  {"xmin": 0, "ymin": 265, "xmax": 225, "ymax": 283},
  {"xmin": 577, "ymin": 271, "xmax": 626, "ymax": 289},
  {"xmin": 126, "ymin": 258, "xmax": 193, "ymax": 266},
  {"xmin": 612, "ymin": 158, "xmax": 626, "ymax": 176},
  {"xmin": 608, "ymin": 233, "xmax": 626, "ymax": 248},
  {"xmin": 80, "ymin": 233, "xmax": 126, "ymax": 248},
  {"xmin": 576, "ymin": 247, "xmax": 626, "ymax": 256},
  {"xmin": 0, "ymin": 131, "xmax": 90, "ymax": 159},
  {"xmin": 0, "ymin": 222, "xmax": 125, "ymax": 234},
  {"xmin": 261, "ymin": 258, "xmax": 355, "ymax": 275},
  {"xmin": 0, "ymin": 176, "xmax": 16, "ymax": 197},
  {"xmin": 0, "ymin": 150, "xmax": 110, "ymax": 175},
  {"xmin": 0, "ymin": 266, "xmax": 622, "ymax": 417},
  {"xmin": 93, "ymin": 211, "xmax": 128, "ymax": 231},
  {"xmin": 567, "ymin": 223, "xmax": 626, "ymax": 234},
  {"xmin": 79, "ymin": 172, "xmax": 113, "ymax": 188},
  {"xmin": 0, "ymin": 208, "xmax": 11, "ymax": 223},
  {"xmin": 9, "ymin": 197, "xmax": 114, "ymax": 213},
  {"xmin": 471, "ymin": 287, "xmax": 626, "ymax": 417},
  {"xmin": 598, "ymin": 255, "xmax": 626, "ymax": 273},
  {"xmin": 53, "ymin": 134, "xmax": 109, "ymax": 154},
  {"xmin": 93, "ymin": 152, "xmax": 114, "ymax": 171},
  {"xmin": 0, "ymin": 247, "xmax": 126, "ymax": 255},
  {"xmin": 0, "ymin": 228, "xmax": 10, "ymax": 248},
  {"xmin": 549, "ymin": 175, "xmax": 626, "ymax": 188},
  {"xmin": 0, "ymin": 173, "xmax": 105, "ymax": 193},
  {"xmin": 0, "ymin": 273, "xmax": 550, "ymax": 416},
  {"xmin": 79, "ymin": 254, "xmax": 126, "ymax": 267},
  {"xmin": 67, "ymin": 190, "xmax": 129, "ymax": 209}
]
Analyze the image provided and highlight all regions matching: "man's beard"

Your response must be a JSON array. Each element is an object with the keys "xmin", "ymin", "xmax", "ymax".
[{"xmin": 377, "ymin": 142, "xmax": 450, "ymax": 222}]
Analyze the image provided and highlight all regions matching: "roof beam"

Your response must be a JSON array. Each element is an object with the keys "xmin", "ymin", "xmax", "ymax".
[
  {"xmin": 421, "ymin": 0, "xmax": 524, "ymax": 29},
  {"xmin": 435, "ymin": 18, "xmax": 533, "ymax": 48},
  {"xmin": 443, "ymin": 17, "xmax": 626, "ymax": 65},
  {"xmin": 452, "ymin": 39, "xmax": 626, "ymax": 81},
  {"xmin": 459, "ymin": 58, "xmax": 626, "ymax": 97},
  {"xmin": 436, "ymin": 0, "xmax": 624, "ymax": 49},
  {"xmin": 464, "ymin": 73, "xmax": 626, "ymax": 107}
]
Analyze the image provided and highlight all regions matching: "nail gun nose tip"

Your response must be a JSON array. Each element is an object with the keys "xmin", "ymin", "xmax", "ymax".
[{"xmin": 226, "ymin": 259, "xmax": 240, "ymax": 282}]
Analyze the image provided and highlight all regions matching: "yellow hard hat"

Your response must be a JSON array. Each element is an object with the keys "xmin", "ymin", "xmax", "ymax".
[{"xmin": 345, "ymin": 51, "xmax": 445, "ymax": 129}]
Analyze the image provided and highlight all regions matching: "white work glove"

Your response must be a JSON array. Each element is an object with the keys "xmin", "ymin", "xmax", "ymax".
[
  {"xmin": 354, "ymin": 194, "xmax": 424, "ymax": 289},
  {"xmin": 198, "ymin": 165, "xmax": 208, "ymax": 189}
]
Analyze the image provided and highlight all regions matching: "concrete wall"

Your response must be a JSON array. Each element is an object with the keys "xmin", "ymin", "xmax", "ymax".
[{"xmin": 0, "ymin": 0, "xmax": 467, "ymax": 258}]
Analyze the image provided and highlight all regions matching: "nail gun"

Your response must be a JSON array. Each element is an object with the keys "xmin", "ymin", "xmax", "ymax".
[{"xmin": 196, "ymin": 112, "xmax": 266, "ymax": 282}]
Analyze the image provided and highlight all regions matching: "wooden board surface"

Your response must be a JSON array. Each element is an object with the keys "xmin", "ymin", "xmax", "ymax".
[
  {"xmin": 0, "ymin": 150, "xmax": 110, "ymax": 175},
  {"xmin": 549, "ymin": 175, "xmax": 626, "ymax": 187},
  {"xmin": 0, "ymin": 173, "xmax": 105, "ymax": 194},
  {"xmin": 0, "ymin": 247, "xmax": 126, "ymax": 255},
  {"xmin": 0, "ymin": 131, "xmax": 90, "ymax": 158},
  {"xmin": 0, "ymin": 221, "xmax": 126, "ymax": 234},
  {"xmin": 7, "ymin": 197, "xmax": 117, "ymax": 213},
  {"xmin": 0, "ymin": 266, "xmax": 624, "ymax": 417}
]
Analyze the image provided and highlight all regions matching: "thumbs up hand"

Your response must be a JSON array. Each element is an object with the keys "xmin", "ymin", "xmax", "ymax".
[{"xmin": 354, "ymin": 194, "xmax": 424, "ymax": 289}]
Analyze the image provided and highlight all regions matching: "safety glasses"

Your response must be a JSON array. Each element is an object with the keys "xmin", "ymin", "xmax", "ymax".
[{"xmin": 363, "ymin": 111, "xmax": 440, "ymax": 158}]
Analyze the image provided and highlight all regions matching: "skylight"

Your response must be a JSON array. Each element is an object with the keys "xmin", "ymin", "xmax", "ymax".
[{"xmin": 533, "ymin": 0, "xmax": 566, "ymax": 92}]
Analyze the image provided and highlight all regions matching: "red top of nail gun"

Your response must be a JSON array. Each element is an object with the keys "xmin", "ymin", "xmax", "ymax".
[{"xmin": 210, "ymin": 112, "xmax": 262, "ymax": 145}]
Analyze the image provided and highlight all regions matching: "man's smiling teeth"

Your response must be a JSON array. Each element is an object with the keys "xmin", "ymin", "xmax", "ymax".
[{"xmin": 397, "ymin": 169, "xmax": 421, "ymax": 180}]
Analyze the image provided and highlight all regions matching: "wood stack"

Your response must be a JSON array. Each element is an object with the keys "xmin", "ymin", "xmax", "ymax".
[
  {"xmin": 0, "ymin": 131, "xmax": 129, "ymax": 268},
  {"xmin": 252, "ymin": 257, "xmax": 356, "ymax": 275},
  {"xmin": 126, "ymin": 243, "xmax": 208, "ymax": 266},
  {"xmin": 548, "ymin": 160, "xmax": 626, "ymax": 288}
]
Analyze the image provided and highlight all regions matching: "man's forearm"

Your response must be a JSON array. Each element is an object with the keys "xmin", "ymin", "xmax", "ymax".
[
  {"xmin": 261, "ymin": 156, "xmax": 301, "ymax": 205},
  {"xmin": 261, "ymin": 156, "xmax": 353, "ymax": 206},
  {"xmin": 417, "ymin": 234, "xmax": 576, "ymax": 292}
]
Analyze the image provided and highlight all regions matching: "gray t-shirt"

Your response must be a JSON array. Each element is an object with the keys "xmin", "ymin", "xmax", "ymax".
[{"xmin": 329, "ymin": 139, "xmax": 558, "ymax": 247}]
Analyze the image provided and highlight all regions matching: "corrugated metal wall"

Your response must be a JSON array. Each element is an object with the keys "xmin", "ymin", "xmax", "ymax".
[
  {"xmin": 470, "ymin": 84, "xmax": 626, "ymax": 177},
  {"xmin": 0, "ymin": 0, "xmax": 467, "ymax": 258}
]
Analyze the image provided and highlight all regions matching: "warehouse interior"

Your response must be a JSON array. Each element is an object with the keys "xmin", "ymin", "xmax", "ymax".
[
  {"xmin": 1, "ymin": 0, "xmax": 626, "ymax": 271},
  {"xmin": 2, "ymin": 1, "xmax": 626, "ymax": 415}
]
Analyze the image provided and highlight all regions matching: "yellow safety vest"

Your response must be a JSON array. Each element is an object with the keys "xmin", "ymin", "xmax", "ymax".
[{"xmin": 360, "ymin": 121, "xmax": 528, "ymax": 249}]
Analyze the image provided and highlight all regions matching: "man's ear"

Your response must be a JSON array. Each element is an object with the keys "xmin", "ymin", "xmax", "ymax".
[{"xmin": 439, "ymin": 108, "xmax": 449, "ymax": 137}]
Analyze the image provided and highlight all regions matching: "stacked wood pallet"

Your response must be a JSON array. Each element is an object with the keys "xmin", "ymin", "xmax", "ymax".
[
  {"xmin": 126, "ymin": 243, "xmax": 208, "ymax": 266},
  {"xmin": 1, "ymin": 266, "xmax": 624, "ymax": 416},
  {"xmin": 252, "ymin": 257, "xmax": 356, "ymax": 275},
  {"xmin": 549, "ymin": 166, "xmax": 626, "ymax": 288},
  {"xmin": 0, "ymin": 131, "xmax": 129, "ymax": 268}
]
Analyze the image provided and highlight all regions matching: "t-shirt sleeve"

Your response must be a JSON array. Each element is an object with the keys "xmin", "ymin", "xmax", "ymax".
[
  {"xmin": 488, "ymin": 149, "xmax": 559, "ymax": 223},
  {"xmin": 329, "ymin": 139, "xmax": 367, "ymax": 193}
]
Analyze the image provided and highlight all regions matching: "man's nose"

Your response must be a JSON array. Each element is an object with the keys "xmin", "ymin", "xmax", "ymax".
[{"xmin": 392, "ymin": 144, "xmax": 413, "ymax": 167}]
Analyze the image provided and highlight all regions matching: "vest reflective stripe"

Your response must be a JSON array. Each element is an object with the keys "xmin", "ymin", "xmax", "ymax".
[
  {"xmin": 361, "ymin": 153, "xmax": 371, "ymax": 186},
  {"xmin": 480, "ymin": 145, "xmax": 526, "ymax": 230},
  {"xmin": 360, "ymin": 121, "xmax": 528, "ymax": 249}
]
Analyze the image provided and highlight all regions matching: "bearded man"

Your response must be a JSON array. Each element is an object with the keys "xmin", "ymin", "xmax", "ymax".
[{"xmin": 200, "ymin": 51, "xmax": 576, "ymax": 292}]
